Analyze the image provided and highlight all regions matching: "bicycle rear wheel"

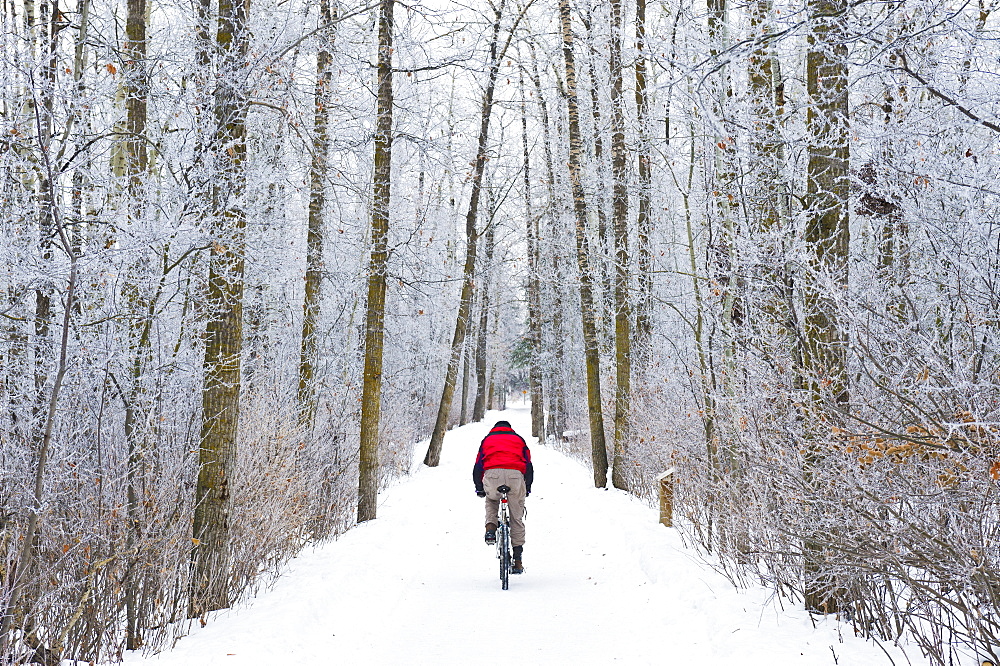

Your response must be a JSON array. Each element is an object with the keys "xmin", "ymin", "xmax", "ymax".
[{"xmin": 498, "ymin": 523, "xmax": 510, "ymax": 590}]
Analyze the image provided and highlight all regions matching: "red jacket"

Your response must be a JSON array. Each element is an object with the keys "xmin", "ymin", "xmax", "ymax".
[{"xmin": 473, "ymin": 423, "xmax": 533, "ymax": 493}]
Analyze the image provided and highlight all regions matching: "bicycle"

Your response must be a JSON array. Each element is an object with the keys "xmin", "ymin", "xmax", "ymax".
[{"xmin": 496, "ymin": 484, "xmax": 512, "ymax": 590}]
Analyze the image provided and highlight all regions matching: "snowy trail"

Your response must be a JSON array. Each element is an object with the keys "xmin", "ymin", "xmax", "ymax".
[{"xmin": 122, "ymin": 406, "xmax": 910, "ymax": 665}]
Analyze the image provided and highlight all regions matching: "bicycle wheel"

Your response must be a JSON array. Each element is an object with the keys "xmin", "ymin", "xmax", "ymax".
[{"xmin": 498, "ymin": 523, "xmax": 510, "ymax": 590}]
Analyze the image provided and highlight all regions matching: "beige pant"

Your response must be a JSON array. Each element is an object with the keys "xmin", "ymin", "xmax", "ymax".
[{"xmin": 483, "ymin": 468, "xmax": 526, "ymax": 547}]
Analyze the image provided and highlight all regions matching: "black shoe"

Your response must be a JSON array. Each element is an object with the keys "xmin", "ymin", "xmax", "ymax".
[
  {"xmin": 485, "ymin": 523, "xmax": 497, "ymax": 545},
  {"xmin": 511, "ymin": 545, "xmax": 524, "ymax": 573}
]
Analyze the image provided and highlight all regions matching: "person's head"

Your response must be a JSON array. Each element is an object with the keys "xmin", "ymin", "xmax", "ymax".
[{"xmin": 493, "ymin": 420, "xmax": 512, "ymax": 429}]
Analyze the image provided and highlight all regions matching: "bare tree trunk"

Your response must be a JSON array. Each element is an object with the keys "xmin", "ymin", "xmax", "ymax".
[
  {"xmin": 472, "ymin": 220, "xmax": 495, "ymax": 422},
  {"xmin": 68, "ymin": 0, "xmax": 91, "ymax": 259},
  {"xmin": 633, "ymin": 0, "xmax": 653, "ymax": 369},
  {"xmin": 583, "ymin": 10, "xmax": 612, "ymax": 328},
  {"xmin": 681, "ymin": 113, "xmax": 719, "ymax": 544},
  {"xmin": 424, "ymin": 0, "xmax": 531, "ymax": 466},
  {"xmin": 191, "ymin": 0, "xmax": 250, "ymax": 615},
  {"xmin": 32, "ymin": 0, "xmax": 58, "ymax": 446},
  {"xmin": 801, "ymin": 0, "xmax": 850, "ymax": 614},
  {"xmin": 123, "ymin": 0, "xmax": 147, "ymax": 200},
  {"xmin": 558, "ymin": 0, "xmax": 609, "ymax": 487},
  {"xmin": 747, "ymin": 0, "xmax": 788, "ymax": 351},
  {"xmin": 526, "ymin": 41, "xmax": 567, "ymax": 439},
  {"xmin": 747, "ymin": 0, "xmax": 782, "ymax": 234},
  {"xmin": 0, "ymin": 112, "xmax": 79, "ymax": 662},
  {"xmin": 3, "ymin": 4, "xmax": 61, "ymax": 653},
  {"xmin": 123, "ymin": 250, "xmax": 175, "ymax": 649},
  {"xmin": 358, "ymin": 0, "xmax": 393, "ymax": 522},
  {"xmin": 298, "ymin": 0, "xmax": 337, "ymax": 433},
  {"xmin": 120, "ymin": 0, "xmax": 149, "ymax": 645},
  {"xmin": 1, "ymin": 0, "xmax": 30, "ymax": 444},
  {"xmin": 460, "ymin": 340, "xmax": 471, "ymax": 425},
  {"xmin": 547, "ymin": 251, "xmax": 568, "ymax": 440},
  {"xmin": 608, "ymin": 0, "xmax": 631, "ymax": 491},
  {"xmin": 804, "ymin": 3, "xmax": 850, "ymax": 406},
  {"xmin": 705, "ymin": 0, "xmax": 741, "ymax": 464},
  {"xmin": 519, "ymin": 59, "xmax": 545, "ymax": 441}
]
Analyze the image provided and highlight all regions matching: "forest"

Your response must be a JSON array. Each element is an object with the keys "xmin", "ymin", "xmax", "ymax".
[{"xmin": 1, "ymin": 0, "xmax": 998, "ymax": 660}]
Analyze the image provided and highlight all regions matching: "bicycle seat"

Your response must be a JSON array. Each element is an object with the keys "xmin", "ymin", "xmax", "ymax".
[{"xmin": 497, "ymin": 484, "xmax": 510, "ymax": 494}]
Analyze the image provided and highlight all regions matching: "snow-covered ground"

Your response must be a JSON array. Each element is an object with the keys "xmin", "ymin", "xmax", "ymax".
[{"xmin": 121, "ymin": 406, "xmax": 914, "ymax": 665}]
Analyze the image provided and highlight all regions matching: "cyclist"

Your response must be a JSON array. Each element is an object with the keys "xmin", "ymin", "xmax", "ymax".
[{"xmin": 473, "ymin": 420, "xmax": 533, "ymax": 574}]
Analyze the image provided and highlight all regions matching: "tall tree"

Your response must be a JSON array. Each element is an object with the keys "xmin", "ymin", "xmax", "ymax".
[
  {"xmin": 519, "ymin": 58, "xmax": 545, "ymax": 441},
  {"xmin": 747, "ymin": 0, "xmax": 788, "ymax": 344},
  {"xmin": 706, "ymin": 0, "xmax": 740, "ymax": 453},
  {"xmin": 120, "ymin": 0, "xmax": 149, "ymax": 644},
  {"xmin": 191, "ymin": 0, "xmax": 251, "ymax": 615},
  {"xmin": 472, "ymin": 220, "xmax": 495, "ymax": 422},
  {"xmin": 0, "ymin": 105, "xmax": 80, "ymax": 666},
  {"xmin": 582, "ymin": 8, "xmax": 612, "ymax": 322},
  {"xmin": 3, "ymin": 1, "xmax": 65, "ymax": 655},
  {"xmin": 358, "ymin": 0, "xmax": 394, "ymax": 522},
  {"xmin": 558, "ymin": 0, "xmax": 609, "ymax": 487},
  {"xmin": 460, "ymin": 340, "xmax": 472, "ymax": 425},
  {"xmin": 801, "ymin": 0, "xmax": 850, "ymax": 614},
  {"xmin": 424, "ymin": 0, "xmax": 533, "ymax": 466},
  {"xmin": 123, "ymin": 0, "xmax": 147, "ymax": 200},
  {"xmin": 608, "ymin": 0, "xmax": 631, "ymax": 491},
  {"xmin": 526, "ymin": 42, "xmax": 567, "ymax": 439},
  {"xmin": 298, "ymin": 0, "xmax": 338, "ymax": 431},
  {"xmin": 633, "ymin": 0, "xmax": 653, "ymax": 368},
  {"xmin": 32, "ymin": 0, "xmax": 58, "ymax": 453}
]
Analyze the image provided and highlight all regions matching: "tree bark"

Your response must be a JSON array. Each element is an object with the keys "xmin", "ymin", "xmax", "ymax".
[
  {"xmin": 583, "ymin": 10, "xmax": 612, "ymax": 326},
  {"xmin": 191, "ymin": 0, "xmax": 250, "ymax": 615},
  {"xmin": 706, "ymin": 0, "xmax": 749, "ymax": 489},
  {"xmin": 32, "ymin": 0, "xmax": 58, "ymax": 445},
  {"xmin": 608, "ymin": 0, "xmax": 631, "ymax": 491},
  {"xmin": 3, "ymin": 2, "xmax": 61, "ymax": 652},
  {"xmin": 424, "ymin": 0, "xmax": 522, "ymax": 466},
  {"xmin": 633, "ymin": 0, "xmax": 653, "ymax": 369},
  {"xmin": 526, "ymin": 41, "xmax": 567, "ymax": 439},
  {"xmin": 803, "ymin": 0, "xmax": 850, "ymax": 414},
  {"xmin": 358, "ymin": 0, "xmax": 393, "ymax": 522},
  {"xmin": 121, "ymin": 0, "xmax": 148, "ymax": 645},
  {"xmin": 69, "ymin": 0, "xmax": 91, "ymax": 262},
  {"xmin": 298, "ymin": 0, "xmax": 337, "ymax": 432},
  {"xmin": 460, "ymin": 339, "xmax": 471, "ymax": 425},
  {"xmin": 472, "ymin": 222, "xmax": 494, "ymax": 422},
  {"xmin": 519, "ymin": 60, "xmax": 545, "ymax": 441},
  {"xmin": 685, "ymin": 131, "xmax": 719, "ymax": 496},
  {"xmin": 0, "ymin": 138, "xmax": 78, "ymax": 664},
  {"xmin": 123, "ymin": 0, "xmax": 147, "ymax": 200},
  {"xmin": 558, "ymin": 0, "xmax": 609, "ymax": 487},
  {"xmin": 802, "ymin": 0, "xmax": 850, "ymax": 614},
  {"xmin": 747, "ymin": 0, "xmax": 789, "ymax": 354}
]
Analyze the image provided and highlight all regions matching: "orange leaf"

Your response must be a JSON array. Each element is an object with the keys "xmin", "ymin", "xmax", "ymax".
[{"xmin": 106, "ymin": 63, "xmax": 117, "ymax": 75}]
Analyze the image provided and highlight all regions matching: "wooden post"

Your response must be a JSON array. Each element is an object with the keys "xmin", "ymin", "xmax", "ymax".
[{"xmin": 657, "ymin": 469, "xmax": 675, "ymax": 527}]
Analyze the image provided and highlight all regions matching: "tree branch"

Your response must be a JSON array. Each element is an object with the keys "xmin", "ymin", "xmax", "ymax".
[{"xmin": 894, "ymin": 51, "xmax": 1000, "ymax": 134}]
